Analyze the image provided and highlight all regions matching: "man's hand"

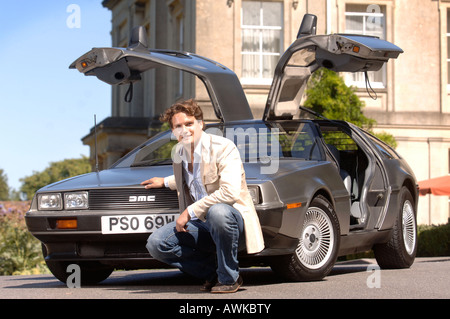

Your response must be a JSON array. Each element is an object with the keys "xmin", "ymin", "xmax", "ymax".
[
  {"xmin": 176, "ymin": 209, "xmax": 191, "ymax": 232},
  {"xmin": 141, "ymin": 177, "xmax": 165, "ymax": 189}
]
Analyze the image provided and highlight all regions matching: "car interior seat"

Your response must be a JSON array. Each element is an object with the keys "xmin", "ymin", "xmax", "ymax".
[{"xmin": 326, "ymin": 144, "xmax": 352, "ymax": 194}]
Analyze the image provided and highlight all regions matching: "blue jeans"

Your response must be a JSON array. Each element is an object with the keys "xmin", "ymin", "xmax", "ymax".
[{"xmin": 146, "ymin": 203, "xmax": 245, "ymax": 285}]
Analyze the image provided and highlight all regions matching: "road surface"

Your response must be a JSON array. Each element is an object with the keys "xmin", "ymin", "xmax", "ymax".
[{"xmin": 1, "ymin": 257, "xmax": 448, "ymax": 301}]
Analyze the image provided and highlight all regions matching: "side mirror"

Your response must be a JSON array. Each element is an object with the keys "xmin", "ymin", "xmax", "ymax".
[{"xmin": 297, "ymin": 14, "xmax": 317, "ymax": 38}]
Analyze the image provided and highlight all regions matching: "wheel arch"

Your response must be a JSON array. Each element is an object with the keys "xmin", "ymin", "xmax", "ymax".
[
  {"xmin": 311, "ymin": 187, "xmax": 349, "ymax": 235},
  {"xmin": 402, "ymin": 177, "xmax": 418, "ymax": 215},
  {"xmin": 312, "ymin": 188, "xmax": 333, "ymax": 206}
]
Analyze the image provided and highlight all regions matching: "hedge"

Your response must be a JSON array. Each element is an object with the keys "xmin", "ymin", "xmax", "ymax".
[{"xmin": 417, "ymin": 223, "xmax": 450, "ymax": 257}]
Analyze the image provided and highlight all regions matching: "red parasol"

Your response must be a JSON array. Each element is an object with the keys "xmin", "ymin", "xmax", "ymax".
[{"xmin": 418, "ymin": 175, "xmax": 450, "ymax": 196}]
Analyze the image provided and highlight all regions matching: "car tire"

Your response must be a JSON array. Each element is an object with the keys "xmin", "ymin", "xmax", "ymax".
[
  {"xmin": 373, "ymin": 186, "xmax": 417, "ymax": 269},
  {"xmin": 271, "ymin": 195, "xmax": 340, "ymax": 281},
  {"xmin": 42, "ymin": 245, "xmax": 114, "ymax": 285}
]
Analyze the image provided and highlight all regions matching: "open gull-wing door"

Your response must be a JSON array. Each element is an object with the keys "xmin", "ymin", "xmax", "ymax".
[
  {"xmin": 263, "ymin": 14, "xmax": 403, "ymax": 121},
  {"xmin": 70, "ymin": 27, "xmax": 253, "ymax": 122}
]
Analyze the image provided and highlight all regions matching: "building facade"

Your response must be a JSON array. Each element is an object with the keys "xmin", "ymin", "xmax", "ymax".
[{"xmin": 83, "ymin": 0, "xmax": 450, "ymax": 225}]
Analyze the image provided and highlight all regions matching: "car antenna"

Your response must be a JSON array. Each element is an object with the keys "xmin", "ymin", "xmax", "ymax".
[{"xmin": 94, "ymin": 114, "xmax": 99, "ymax": 173}]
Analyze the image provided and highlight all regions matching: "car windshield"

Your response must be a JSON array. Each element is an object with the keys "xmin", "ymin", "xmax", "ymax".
[{"xmin": 112, "ymin": 121, "xmax": 323, "ymax": 169}]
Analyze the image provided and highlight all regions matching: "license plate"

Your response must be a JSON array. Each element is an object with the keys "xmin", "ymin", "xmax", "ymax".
[{"xmin": 101, "ymin": 213, "xmax": 178, "ymax": 234}]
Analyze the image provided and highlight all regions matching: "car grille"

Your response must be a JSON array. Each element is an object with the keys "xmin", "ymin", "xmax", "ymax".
[{"xmin": 88, "ymin": 188, "xmax": 179, "ymax": 210}]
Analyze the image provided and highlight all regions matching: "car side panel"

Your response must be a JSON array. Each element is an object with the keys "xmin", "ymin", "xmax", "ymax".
[{"xmin": 268, "ymin": 161, "xmax": 351, "ymax": 239}]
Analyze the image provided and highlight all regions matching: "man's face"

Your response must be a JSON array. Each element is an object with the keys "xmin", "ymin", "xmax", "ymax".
[{"xmin": 171, "ymin": 112, "xmax": 204, "ymax": 148}]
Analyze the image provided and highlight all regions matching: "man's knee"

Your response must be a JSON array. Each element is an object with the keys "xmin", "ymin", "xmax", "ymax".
[
  {"xmin": 146, "ymin": 225, "xmax": 171, "ymax": 258},
  {"xmin": 146, "ymin": 232, "xmax": 160, "ymax": 257},
  {"xmin": 207, "ymin": 203, "xmax": 234, "ymax": 225}
]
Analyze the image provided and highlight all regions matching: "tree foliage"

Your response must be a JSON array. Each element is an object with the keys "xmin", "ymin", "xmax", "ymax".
[
  {"xmin": 20, "ymin": 156, "xmax": 91, "ymax": 200},
  {"xmin": 304, "ymin": 68, "xmax": 397, "ymax": 148},
  {"xmin": 0, "ymin": 169, "xmax": 9, "ymax": 200}
]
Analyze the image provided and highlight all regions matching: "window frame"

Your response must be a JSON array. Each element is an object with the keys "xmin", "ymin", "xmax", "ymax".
[
  {"xmin": 344, "ymin": 3, "xmax": 387, "ymax": 89},
  {"xmin": 446, "ymin": 8, "xmax": 450, "ymax": 90},
  {"xmin": 240, "ymin": 0, "xmax": 284, "ymax": 85}
]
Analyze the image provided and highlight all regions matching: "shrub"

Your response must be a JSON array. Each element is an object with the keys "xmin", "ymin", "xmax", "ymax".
[
  {"xmin": 0, "ymin": 202, "xmax": 49, "ymax": 275},
  {"xmin": 417, "ymin": 223, "xmax": 450, "ymax": 257},
  {"xmin": 304, "ymin": 68, "xmax": 397, "ymax": 148}
]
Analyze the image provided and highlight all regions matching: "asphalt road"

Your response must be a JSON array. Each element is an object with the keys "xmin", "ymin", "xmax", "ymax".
[{"xmin": 1, "ymin": 257, "xmax": 449, "ymax": 302}]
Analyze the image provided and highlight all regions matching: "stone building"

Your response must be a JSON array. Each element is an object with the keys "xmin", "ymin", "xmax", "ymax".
[{"xmin": 82, "ymin": 0, "xmax": 450, "ymax": 225}]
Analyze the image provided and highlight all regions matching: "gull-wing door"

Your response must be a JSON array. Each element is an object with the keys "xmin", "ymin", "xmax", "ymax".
[
  {"xmin": 263, "ymin": 14, "xmax": 403, "ymax": 121},
  {"xmin": 70, "ymin": 27, "xmax": 253, "ymax": 122}
]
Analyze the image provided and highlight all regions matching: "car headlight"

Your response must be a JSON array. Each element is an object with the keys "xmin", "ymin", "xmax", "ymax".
[
  {"xmin": 38, "ymin": 193, "xmax": 63, "ymax": 211},
  {"xmin": 64, "ymin": 192, "xmax": 89, "ymax": 210},
  {"xmin": 247, "ymin": 186, "xmax": 261, "ymax": 205}
]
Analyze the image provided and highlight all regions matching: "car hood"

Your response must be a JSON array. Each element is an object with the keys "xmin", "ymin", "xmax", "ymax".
[
  {"xmin": 36, "ymin": 160, "xmax": 319, "ymax": 193},
  {"xmin": 36, "ymin": 166, "xmax": 174, "ymax": 192}
]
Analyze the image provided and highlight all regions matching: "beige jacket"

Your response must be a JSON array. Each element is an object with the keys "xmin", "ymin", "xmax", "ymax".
[{"xmin": 165, "ymin": 132, "xmax": 265, "ymax": 254}]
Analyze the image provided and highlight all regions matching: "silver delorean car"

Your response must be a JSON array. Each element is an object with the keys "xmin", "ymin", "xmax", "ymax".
[{"xmin": 25, "ymin": 15, "xmax": 418, "ymax": 284}]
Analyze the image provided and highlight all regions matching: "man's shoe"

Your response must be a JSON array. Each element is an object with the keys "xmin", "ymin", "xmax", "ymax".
[
  {"xmin": 200, "ymin": 278, "xmax": 217, "ymax": 292},
  {"xmin": 210, "ymin": 275, "xmax": 243, "ymax": 293}
]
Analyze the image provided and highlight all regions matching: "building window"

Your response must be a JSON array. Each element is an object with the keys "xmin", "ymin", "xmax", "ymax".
[
  {"xmin": 241, "ymin": 1, "xmax": 283, "ymax": 85},
  {"xmin": 447, "ymin": 8, "xmax": 450, "ymax": 89},
  {"xmin": 345, "ymin": 4, "xmax": 386, "ymax": 88},
  {"xmin": 448, "ymin": 148, "xmax": 450, "ymax": 173}
]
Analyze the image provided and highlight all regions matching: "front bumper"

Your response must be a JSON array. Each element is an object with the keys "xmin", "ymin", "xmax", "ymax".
[
  {"xmin": 25, "ymin": 209, "xmax": 176, "ymax": 267},
  {"xmin": 25, "ymin": 205, "xmax": 299, "ymax": 269}
]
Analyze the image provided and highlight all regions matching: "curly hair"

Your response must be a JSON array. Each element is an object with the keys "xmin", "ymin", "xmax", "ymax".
[{"xmin": 160, "ymin": 99, "xmax": 204, "ymax": 128}]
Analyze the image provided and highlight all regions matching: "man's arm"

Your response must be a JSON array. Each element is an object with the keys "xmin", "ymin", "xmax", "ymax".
[
  {"xmin": 141, "ymin": 177, "xmax": 165, "ymax": 189},
  {"xmin": 141, "ymin": 176, "xmax": 190, "ymax": 232},
  {"xmin": 141, "ymin": 175, "xmax": 177, "ymax": 190},
  {"xmin": 175, "ymin": 209, "xmax": 191, "ymax": 232}
]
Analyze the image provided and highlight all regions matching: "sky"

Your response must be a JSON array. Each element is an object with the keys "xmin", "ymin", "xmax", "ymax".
[{"xmin": 0, "ymin": 1, "xmax": 112, "ymax": 192}]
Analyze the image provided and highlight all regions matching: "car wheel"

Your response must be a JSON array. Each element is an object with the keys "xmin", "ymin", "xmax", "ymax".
[
  {"xmin": 271, "ymin": 195, "xmax": 340, "ymax": 281},
  {"xmin": 42, "ymin": 245, "xmax": 114, "ymax": 285},
  {"xmin": 373, "ymin": 186, "xmax": 417, "ymax": 269}
]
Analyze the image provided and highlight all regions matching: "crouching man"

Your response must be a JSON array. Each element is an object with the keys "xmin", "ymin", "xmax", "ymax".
[{"xmin": 141, "ymin": 99, "xmax": 264, "ymax": 293}]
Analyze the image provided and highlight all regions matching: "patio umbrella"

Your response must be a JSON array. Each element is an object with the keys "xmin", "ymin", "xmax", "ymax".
[{"xmin": 418, "ymin": 175, "xmax": 450, "ymax": 196}]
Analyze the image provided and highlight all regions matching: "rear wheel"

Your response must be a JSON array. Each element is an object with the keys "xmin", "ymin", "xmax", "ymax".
[
  {"xmin": 271, "ymin": 195, "xmax": 340, "ymax": 281},
  {"xmin": 373, "ymin": 187, "xmax": 417, "ymax": 269}
]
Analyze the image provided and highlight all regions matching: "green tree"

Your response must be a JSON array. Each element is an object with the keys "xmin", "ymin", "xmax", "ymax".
[
  {"xmin": 304, "ymin": 68, "xmax": 397, "ymax": 148},
  {"xmin": 0, "ymin": 169, "xmax": 10, "ymax": 200},
  {"xmin": 20, "ymin": 156, "xmax": 91, "ymax": 200}
]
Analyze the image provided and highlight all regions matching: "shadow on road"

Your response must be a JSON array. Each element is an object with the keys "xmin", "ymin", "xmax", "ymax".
[
  {"xmin": 329, "ymin": 258, "xmax": 375, "ymax": 276},
  {"xmin": 2, "ymin": 259, "xmax": 376, "ymax": 294}
]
